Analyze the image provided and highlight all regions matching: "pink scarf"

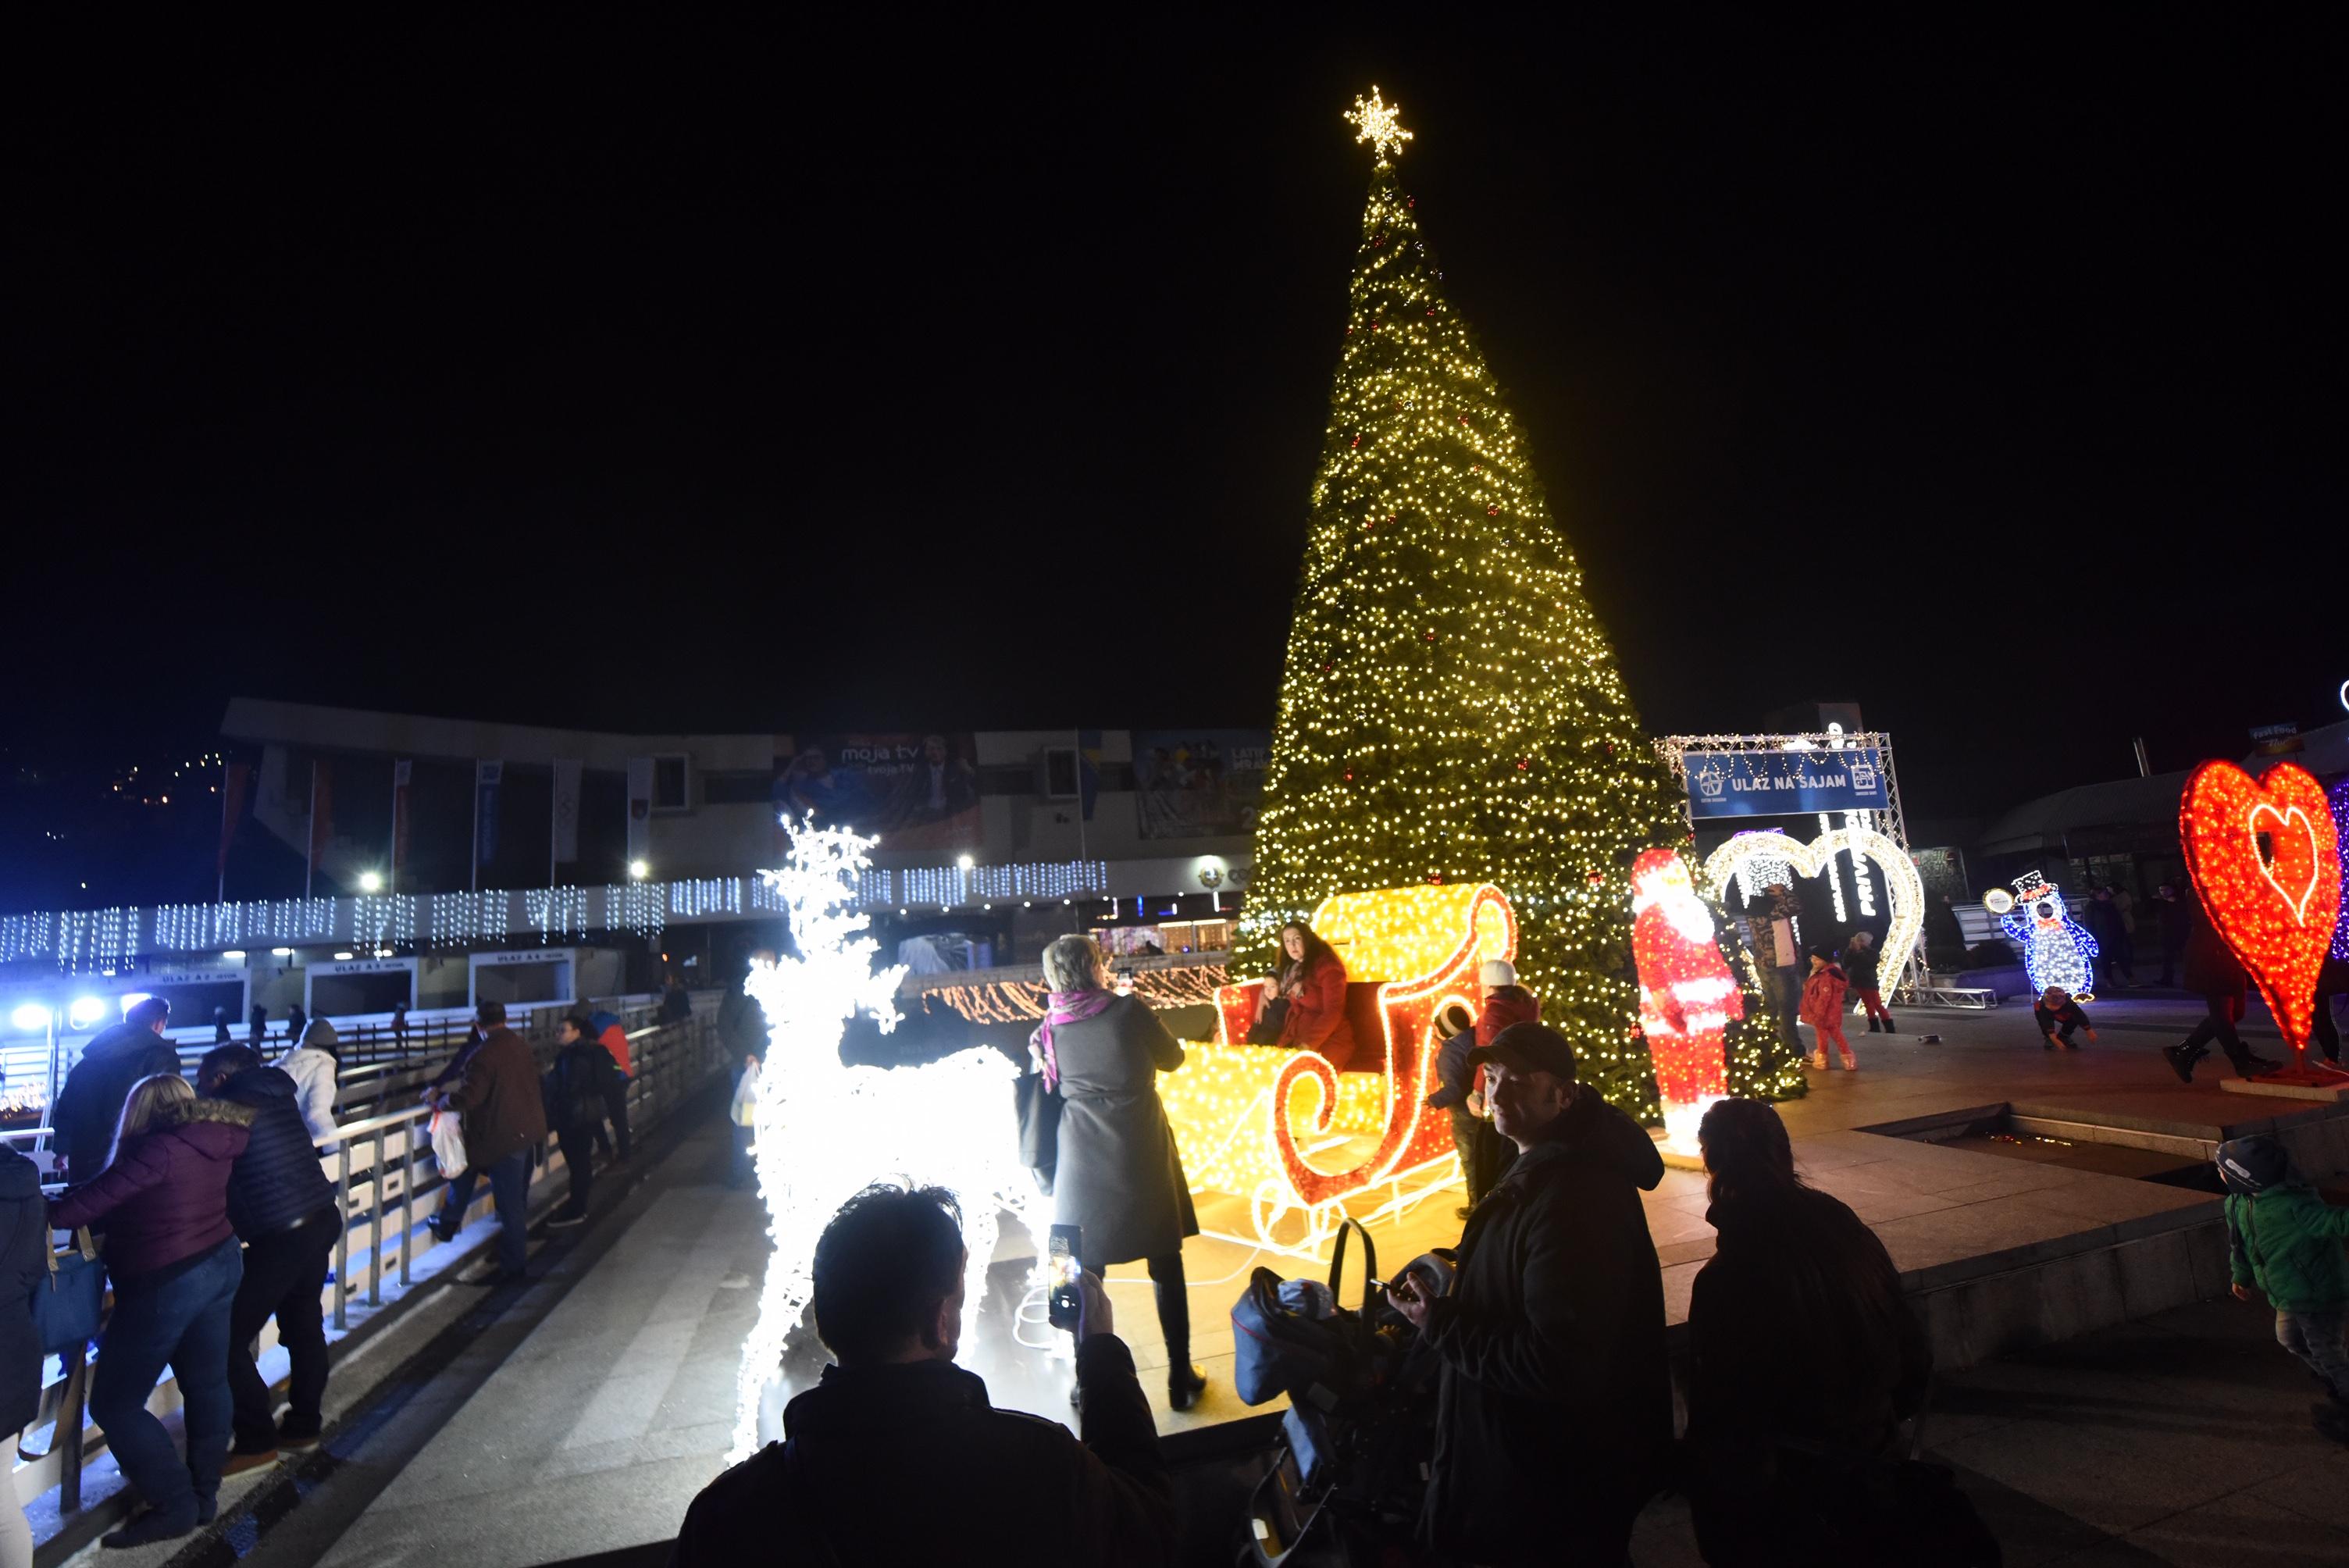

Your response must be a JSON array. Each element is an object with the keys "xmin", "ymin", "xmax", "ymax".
[{"xmin": 1030, "ymin": 988, "xmax": 1117, "ymax": 1090}]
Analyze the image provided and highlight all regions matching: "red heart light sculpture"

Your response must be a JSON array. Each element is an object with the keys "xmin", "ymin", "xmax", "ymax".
[{"xmin": 2180, "ymin": 760, "xmax": 2343, "ymax": 1065}]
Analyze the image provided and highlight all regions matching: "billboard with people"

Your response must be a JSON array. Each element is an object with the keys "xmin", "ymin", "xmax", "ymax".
[
  {"xmin": 1133, "ymin": 729, "xmax": 1270, "ymax": 839},
  {"xmin": 773, "ymin": 733, "xmax": 982, "ymax": 852}
]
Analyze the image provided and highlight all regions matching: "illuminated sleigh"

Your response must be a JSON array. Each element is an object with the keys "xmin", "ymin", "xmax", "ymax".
[{"xmin": 1160, "ymin": 883, "xmax": 1517, "ymax": 1256}]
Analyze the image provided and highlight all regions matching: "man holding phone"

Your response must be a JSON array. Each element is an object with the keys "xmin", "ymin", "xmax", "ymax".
[
  {"xmin": 1386, "ymin": 1022, "xmax": 1671, "ymax": 1566},
  {"xmin": 672, "ymin": 1182, "xmax": 1174, "ymax": 1566}
]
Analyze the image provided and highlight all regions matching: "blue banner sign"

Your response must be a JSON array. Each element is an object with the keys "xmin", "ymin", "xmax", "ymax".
[{"xmin": 1684, "ymin": 748, "xmax": 1890, "ymax": 819}]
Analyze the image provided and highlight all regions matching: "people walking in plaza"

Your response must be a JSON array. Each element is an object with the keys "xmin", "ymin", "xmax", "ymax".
[
  {"xmin": 2087, "ymin": 886, "xmax": 2132, "ymax": 991},
  {"xmin": 1033, "ymin": 935, "xmax": 1207, "ymax": 1411},
  {"xmin": 2218, "ymin": 1134, "xmax": 2349, "ymax": 1443},
  {"xmin": 430, "ymin": 1001, "xmax": 547, "ymax": 1282},
  {"xmin": 718, "ymin": 953, "xmax": 772, "ymax": 1188},
  {"xmin": 1749, "ymin": 883, "xmax": 1807, "ymax": 1053},
  {"xmin": 249, "ymin": 1003, "xmax": 268, "ymax": 1046},
  {"xmin": 2151, "ymin": 883, "xmax": 2190, "ymax": 987},
  {"xmin": 1264, "ymin": 921, "xmax": 1357, "ymax": 1068},
  {"xmin": 390, "ymin": 1002, "xmax": 408, "ymax": 1049},
  {"xmin": 51, "ymin": 995, "xmax": 180, "ymax": 1181},
  {"xmin": 1800, "ymin": 950, "xmax": 1855, "ymax": 1071},
  {"xmin": 2163, "ymin": 902, "xmax": 2281, "ymax": 1082},
  {"xmin": 2034, "ymin": 986, "xmax": 2098, "ymax": 1049},
  {"xmin": 1842, "ymin": 930, "xmax": 1894, "ymax": 1033},
  {"xmin": 1684, "ymin": 1098, "xmax": 1945, "ymax": 1564},
  {"xmin": 198, "ymin": 1046, "xmax": 341, "ymax": 1470},
  {"xmin": 49, "ymin": 1074, "xmax": 251, "ymax": 1548},
  {"xmin": 284, "ymin": 1003, "xmax": 307, "ymax": 1046},
  {"xmin": 669, "ymin": 1181, "xmax": 1173, "ymax": 1565},
  {"xmin": 544, "ymin": 1014, "xmax": 619, "ymax": 1228},
  {"xmin": 659, "ymin": 974, "xmax": 692, "ymax": 1024},
  {"xmin": 583, "ymin": 1008, "xmax": 633, "ymax": 1163},
  {"xmin": 1386, "ymin": 1022, "xmax": 1670, "ymax": 1566},
  {"xmin": 1427, "ymin": 966, "xmax": 1539, "ymax": 1208},
  {"xmin": 280, "ymin": 1017, "xmax": 342, "ymax": 1153},
  {"xmin": 212, "ymin": 1007, "xmax": 233, "ymax": 1045},
  {"xmin": 0, "ymin": 1145, "xmax": 48, "ymax": 1568}
]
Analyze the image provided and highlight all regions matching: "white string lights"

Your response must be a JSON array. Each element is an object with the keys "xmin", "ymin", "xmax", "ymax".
[{"xmin": 729, "ymin": 825, "xmax": 1037, "ymax": 1459}]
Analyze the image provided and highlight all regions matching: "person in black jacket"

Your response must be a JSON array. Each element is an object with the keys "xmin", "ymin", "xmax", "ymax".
[
  {"xmin": 2033, "ymin": 987, "xmax": 2098, "ymax": 1049},
  {"xmin": 52, "ymin": 996, "xmax": 181, "ymax": 1180},
  {"xmin": 198, "ymin": 1046, "xmax": 343, "ymax": 1469},
  {"xmin": 671, "ymin": 1181, "xmax": 1172, "ymax": 1566},
  {"xmin": 1387, "ymin": 1022, "xmax": 1671, "ymax": 1566},
  {"xmin": 1684, "ymin": 1098, "xmax": 1953, "ymax": 1566},
  {"xmin": 0, "ymin": 1146, "xmax": 48, "ymax": 1565},
  {"xmin": 544, "ymin": 1015, "xmax": 618, "ymax": 1228}
]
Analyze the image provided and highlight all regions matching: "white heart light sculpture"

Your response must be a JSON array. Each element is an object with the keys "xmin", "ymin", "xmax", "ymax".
[{"xmin": 1701, "ymin": 826, "xmax": 1926, "ymax": 991}]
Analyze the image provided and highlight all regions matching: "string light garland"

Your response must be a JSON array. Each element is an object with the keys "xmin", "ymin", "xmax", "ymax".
[
  {"xmin": 2330, "ymin": 777, "xmax": 2349, "ymax": 965},
  {"xmin": 1230, "ymin": 94, "xmax": 1760, "ymax": 1121},
  {"xmin": 2180, "ymin": 761, "xmax": 2343, "ymax": 1069},
  {"xmin": 1994, "ymin": 871, "xmax": 2099, "ymax": 1003}
]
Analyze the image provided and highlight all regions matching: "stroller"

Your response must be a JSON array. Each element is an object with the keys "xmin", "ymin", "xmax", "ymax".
[{"xmin": 1230, "ymin": 1218, "xmax": 1449, "ymax": 1566}]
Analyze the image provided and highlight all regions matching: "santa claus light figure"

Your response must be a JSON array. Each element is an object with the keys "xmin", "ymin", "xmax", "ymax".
[{"xmin": 1632, "ymin": 847, "xmax": 1745, "ymax": 1155}]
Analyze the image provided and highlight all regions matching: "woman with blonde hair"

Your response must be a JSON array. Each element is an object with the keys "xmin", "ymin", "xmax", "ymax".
[
  {"xmin": 1032, "ymin": 934, "xmax": 1206, "ymax": 1409},
  {"xmin": 50, "ymin": 1072, "xmax": 254, "ymax": 1548}
]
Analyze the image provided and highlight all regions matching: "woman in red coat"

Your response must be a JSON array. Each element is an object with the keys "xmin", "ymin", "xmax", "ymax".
[{"xmin": 1272, "ymin": 922, "xmax": 1358, "ymax": 1071}]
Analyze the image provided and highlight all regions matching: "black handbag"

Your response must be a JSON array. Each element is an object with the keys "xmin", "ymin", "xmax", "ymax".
[{"xmin": 1014, "ymin": 1069, "xmax": 1061, "ymax": 1195}]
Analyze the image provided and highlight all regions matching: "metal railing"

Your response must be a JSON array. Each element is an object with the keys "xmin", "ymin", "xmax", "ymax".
[{"xmin": 14, "ymin": 1007, "xmax": 728, "ymax": 1519}]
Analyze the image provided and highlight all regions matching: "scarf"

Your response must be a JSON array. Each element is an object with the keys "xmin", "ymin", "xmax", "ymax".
[{"xmin": 1029, "ymin": 988, "xmax": 1117, "ymax": 1090}]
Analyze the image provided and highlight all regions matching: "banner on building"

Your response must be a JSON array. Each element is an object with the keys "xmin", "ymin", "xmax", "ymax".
[
  {"xmin": 217, "ymin": 762, "xmax": 251, "ymax": 880},
  {"xmin": 390, "ymin": 761, "xmax": 413, "ymax": 874},
  {"xmin": 476, "ymin": 761, "xmax": 503, "ymax": 870},
  {"xmin": 772, "ymin": 733, "xmax": 981, "ymax": 852},
  {"xmin": 626, "ymin": 757, "xmax": 654, "ymax": 865},
  {"xmin": 307, "ymin": 761, "xmax": 335, "ymax": 892},
  {"xmin": 1133, "ymin": 729, "xmax": 1271, "ymax": 839},
  {"xmin": 551, "ymin": 758, "xmax": 583, "ymax": 864},
  {"xmin": 1683, "ymin": 747, "xmax": 1891, "ymax": 820}
]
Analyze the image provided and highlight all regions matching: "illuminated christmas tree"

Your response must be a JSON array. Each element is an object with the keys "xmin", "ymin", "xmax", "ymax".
[{"xmin": 1237, "ymin": 90, "xmax": 1802, "ymax": 1115}]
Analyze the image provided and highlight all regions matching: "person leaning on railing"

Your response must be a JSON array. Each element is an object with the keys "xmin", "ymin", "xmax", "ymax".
[
  {"xmin": 198, "ymin": 1046, "xmax": 343, "ymax": 1474},
  {"xmin": 48, "ymin": 1074, "xmax": 252, "ymax": 1549},
  {"xmin": 0, "ymin": 1143, "xmax": 46, "ymax": 1568}
]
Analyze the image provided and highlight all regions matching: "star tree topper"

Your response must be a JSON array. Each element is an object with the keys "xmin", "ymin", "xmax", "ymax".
[{"xmin": 1345, "ymin": 87, "xmax": 1413, "ymax": 165}]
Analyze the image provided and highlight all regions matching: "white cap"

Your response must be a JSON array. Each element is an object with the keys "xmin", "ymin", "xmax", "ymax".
[{"xmin": 1479, "ymin": 959, "xmax": 1518, "ymax": 989}]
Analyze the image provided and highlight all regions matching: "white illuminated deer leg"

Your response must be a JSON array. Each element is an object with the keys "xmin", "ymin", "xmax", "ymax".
[{"xmin": 729, "ymin": 823, "xmax": 1038, "ymax": 1461}]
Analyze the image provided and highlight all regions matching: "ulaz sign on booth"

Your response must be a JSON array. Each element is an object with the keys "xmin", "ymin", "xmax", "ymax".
[{"xmin": 1683, "ymin": 748, "xmax": 1891, "ymax": 820}]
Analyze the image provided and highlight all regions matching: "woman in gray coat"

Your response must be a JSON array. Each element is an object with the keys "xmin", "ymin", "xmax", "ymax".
[{"xmin": 1032, "ymin": 935, "xmax": 1206, "ymax": 1409}]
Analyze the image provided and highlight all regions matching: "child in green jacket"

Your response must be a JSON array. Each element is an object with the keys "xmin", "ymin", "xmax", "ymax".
[{"xmin": 2219, "ymin": 1134, "xmax": 2349, "ymax": 1442}]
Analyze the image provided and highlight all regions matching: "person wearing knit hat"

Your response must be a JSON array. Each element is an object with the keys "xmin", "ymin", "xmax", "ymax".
[{"xmin": 1429, "ymin": 978, "xmax": 1542, "ymax": 1210}]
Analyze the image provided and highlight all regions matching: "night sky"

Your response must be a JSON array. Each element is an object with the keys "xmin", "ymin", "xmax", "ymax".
[{"xmin": 9, "ymin": 17, "xmax": 2344, "ymax": 868}]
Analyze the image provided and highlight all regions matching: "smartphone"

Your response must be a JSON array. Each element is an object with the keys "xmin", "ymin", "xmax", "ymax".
[{"xmin": 1047, "ymin": 1224, "xmax": 1083, "ymax": 1332}]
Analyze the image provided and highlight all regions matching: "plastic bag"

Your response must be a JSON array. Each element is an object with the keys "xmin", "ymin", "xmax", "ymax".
[
  {"xmin": 429, "ymin": 1108, "xmax": 469, "ymax": 1178},
  {"xmin": 730, "ymin": 1057, "xmax": 761, "ymax": 1128}
]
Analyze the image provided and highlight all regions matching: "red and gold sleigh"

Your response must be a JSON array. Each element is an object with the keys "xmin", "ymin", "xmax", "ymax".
[{"xmin": 1160, "ymin": 883, "xmax": 1516, "ymax": 1255}]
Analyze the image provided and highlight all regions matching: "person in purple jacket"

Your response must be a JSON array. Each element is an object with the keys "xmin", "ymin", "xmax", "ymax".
[{"xmin": 50, "ymin": 1074, "xmax": 252, "ymax": 1548}]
